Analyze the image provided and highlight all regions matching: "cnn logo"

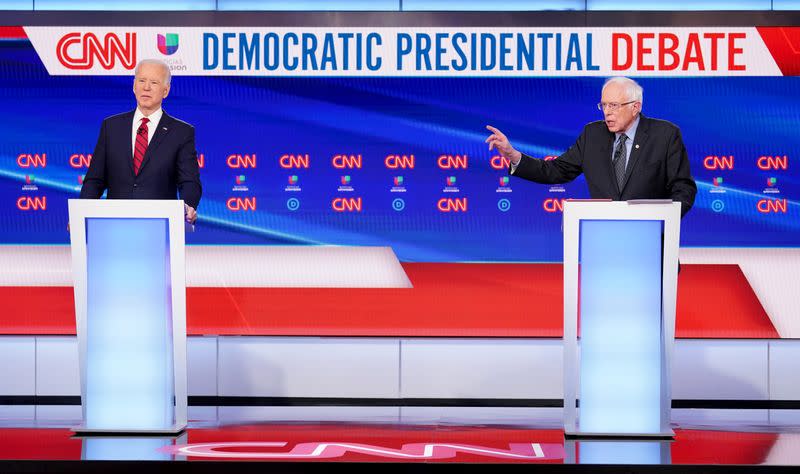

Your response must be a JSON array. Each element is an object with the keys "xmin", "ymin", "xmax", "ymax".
[
  {"xmin": 385, "ymin": 155, "xmax": 415, "ymax": 169},
  {"xmin": 543, "ymin": 198, "xmax": 565, "ymax": 213},
  {"xmin": 490, "ymin": 156, "xmax": 510, "ymax": 170},
  {"xmin": 703, "ymin": 155, "xmax": 734, "ymax": 170},
  {"xmin": 69, "ymin": 154, "xmax": 91, "ymax": 168},
  {"xmin": 332, "ymin": 154, "xmax": 362, "ymax": 169},
  {"xmin": 757, "ymin": 155, "xmax": 788, "ymax": 170},
  {"xmin": 757, "ymin": 199, "xmax": 787, "ymax": 213},
  {"xmin": 17, "ymin": 154, "xmax": 47, "ymax": 168},
  {"xmin": 56, "ymin": 32, "xmax": 136, "ymax": 70},
  {"xmin": 227, "ymin": 154, "xmax": 257, "ymax": 168},
  {"xmin": 17, "ymin": 196, "xmax": 47, "ymax": 211},
  {"xmin": 437, "ymin": 154, "xmax": 468, "ymax": 169},
  {"xmin": 226, "ymin": 197, "xmax": 256, "ymax": 211},
  {"xmin": 332, "ymin": 197, "xmax": 362, "ymax": 212},
  {"xmin": 437, "ymin": 198, "xmax": 467, "ymax": 212},
  {"xmin": 280, "ymin": 154, "xmax": 310, "ymax": 168}
]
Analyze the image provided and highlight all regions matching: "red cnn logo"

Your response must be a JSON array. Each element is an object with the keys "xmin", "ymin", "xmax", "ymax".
[
  {"xmin": 437, "ymin": 154, "xmax": 468, "ymax": 169},
  {"xmin": 543, "ymin": 155, "xmax": 558, "ymax": 161},
  {"xmin": 332, "ymin": 197, "xmax": 362, "ymax": 212},
  {"xmin": 543, "ymin": 198, "xmax": 565, "ymax": 213},
  {"xmin": 227, "ymin": 154, "xmax": 257, "ymax": 168},
  {"xmin": 490, "ymin": 155, "xmax": 510, "ymax": 170},
  {"xmin": 757, "ymin": 155, "xmax": 788, "ymax": 170},
  {"xmin": 437, "ymin": 197, "xmax": 468, "ymax": 212},
  {"xmin": 280, "ymin": 154, "xmax": 310, "ymax": 169},
  {"xmin": 69, "ymin": 154, "xmax": 92, "ymax": 168},
  {"xmin": 757, "ymin": 199, "xmax": 787, "ymax": 213},
  {"xmin": 226, "ymin": 197, "xmax": 257, "ymax": 211},
  {"xmin": 17, "ymin": 154, "xmax": 47, "ymax": 168},
  {"xmin": 56, "ymin": 32, "xmax": 136, "ymax": 70},
  {"xmin": 16, "ymin": 196, "xmax": 47, "ymax": 211},
  {"xmin": 384, "ymin": 154, "xmax": 415, "ymax": 169},
  {"xmin": 197, "ymin": 153, "xmax": 205, "ymax": 169},
  {"xmin": 703, "ymin": 155, "xmax": 734, "ymax": 170},
  {"xmin": 332, "ymin": 154, "xmax": 362, "ymax": 169}
]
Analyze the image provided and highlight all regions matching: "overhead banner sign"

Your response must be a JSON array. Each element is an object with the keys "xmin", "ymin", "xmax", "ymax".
[{"xmin": 17, "ymin": 26, "xmax": 800, "ymax": 77}]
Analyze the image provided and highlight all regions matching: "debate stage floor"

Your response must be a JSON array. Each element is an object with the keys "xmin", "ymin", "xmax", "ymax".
[{"xmin": 1, "ymin": 407, "xmax": 799, "ymax": 473}]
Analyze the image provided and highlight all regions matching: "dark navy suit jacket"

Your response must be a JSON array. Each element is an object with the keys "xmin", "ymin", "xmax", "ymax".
[
  {"xmin": 80, "ymin": 110, "xmax": 202, "ymax": 209},
  {"xmin": 512, "ymin": 114, "xmax": 696, "ymax": 217}
]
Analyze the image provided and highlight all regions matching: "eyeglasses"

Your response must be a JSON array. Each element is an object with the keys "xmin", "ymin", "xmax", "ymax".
[{"xmin": 597, "ymin": 100, "xmax": 636, "ymax": 112}]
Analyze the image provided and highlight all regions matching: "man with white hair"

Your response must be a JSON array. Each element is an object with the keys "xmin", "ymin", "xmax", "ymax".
[
  {"xmin": 80, "ymin": 59, "xmax": 202, "ymax": 223},
  {"xmin": 486, "ymin": 77, "xmax": 696, "ymax": 217}
]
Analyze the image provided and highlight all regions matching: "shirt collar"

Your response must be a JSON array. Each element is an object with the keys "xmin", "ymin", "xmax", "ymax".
[
  {"xmin": 616, "ymin": 114, "xmax": 640, "ymax": 143},
  {"xmin": 133, "ymin": 107, "xmax": 163, "ymax": 127}
]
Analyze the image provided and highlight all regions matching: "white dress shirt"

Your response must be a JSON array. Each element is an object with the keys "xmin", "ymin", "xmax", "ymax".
[{"xmin": 131, "ymin": 107, "xmax": 163, "ymax": 156}]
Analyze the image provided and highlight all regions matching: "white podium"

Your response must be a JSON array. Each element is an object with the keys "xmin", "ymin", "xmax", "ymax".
[
  {"xmin": 562, "ymin": 200, "xmax": 681, "ymax": 438},
  {"xmin": 68, "ymin": 199, "xmax": 188, "ymax": 434}
]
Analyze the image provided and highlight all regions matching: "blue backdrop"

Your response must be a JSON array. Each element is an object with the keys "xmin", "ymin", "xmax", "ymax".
[{"xmin": 1, "ymin": 39, "xmax": 797, "ymax": 261}]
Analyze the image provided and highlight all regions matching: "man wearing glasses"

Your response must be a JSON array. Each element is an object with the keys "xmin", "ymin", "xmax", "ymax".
[{"xmin": 485, "ymin": 76, "xmax": 697, "ymax": 217}]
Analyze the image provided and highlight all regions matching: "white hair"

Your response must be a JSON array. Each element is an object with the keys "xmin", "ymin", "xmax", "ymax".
[
  {"xmin": 602, "ymin": 76, "xmax": 643, "ymax": 107},
  {"xmin": 134, "ymin": 59, "xmax": 171, "ymax": 86}
]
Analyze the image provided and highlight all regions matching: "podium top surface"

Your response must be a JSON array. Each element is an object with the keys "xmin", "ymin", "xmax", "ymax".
[
  {"xmin": 68, "ymin": 199, "xmax": 184, "ymax": 219},
  {"xmin": 563, "ymin": 200, "xmax": 681, "ymax": 221}
]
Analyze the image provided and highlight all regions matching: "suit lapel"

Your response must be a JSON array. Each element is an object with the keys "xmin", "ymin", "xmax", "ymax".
[
  {"xmin": 599, "ymin": 130, "xmax": 618, "ymax": 196},
  {"xmin": 139, "ymin": 112, "xmax": 173, "ymax": 174},
  {"xmin": 124, "ymin": 111, "xmax": 136, "ymax": 176},
  {"xmin": 620, "ymin": 115, "xmax": 650, "ymax": 194}
]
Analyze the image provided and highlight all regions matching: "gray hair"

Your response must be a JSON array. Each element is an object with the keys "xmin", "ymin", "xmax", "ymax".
[
  {"xmin": 602, "ymin": 76, "xmax": 643, "ymax": 107},
  {"xmin": 134, "ymin": 59, "xmax": 171, "ymax": 86}
]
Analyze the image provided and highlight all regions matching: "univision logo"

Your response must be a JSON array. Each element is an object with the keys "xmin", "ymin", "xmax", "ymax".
[{"xmin": 158, "ymin": 33, "xmax": 179, "ymax": 56}]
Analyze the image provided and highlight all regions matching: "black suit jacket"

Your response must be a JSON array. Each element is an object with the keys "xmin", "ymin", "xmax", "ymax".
[
  {"xmin": 80, "ymin": 110, "xmax": 202, "ymax": 209},
  {"xmin": 512, "ymin": 114, "xmax": 696, "ymax": 217}
]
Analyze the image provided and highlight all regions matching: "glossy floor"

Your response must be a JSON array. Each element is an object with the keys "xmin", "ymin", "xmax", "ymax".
[{"xmin": 0, "ymin": 407, "xmax": 799, "ymax": 465}]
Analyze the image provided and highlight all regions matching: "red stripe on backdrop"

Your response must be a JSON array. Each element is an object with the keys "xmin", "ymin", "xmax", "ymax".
[
  {"xmin": 0, "ymin": 264, "xmax": 778, "ymax": 338},
  {"xmin": 756, "ymin": 27, "xmax": 800, "ymax": 76},
  {"xmin": 673, "ymin": 264, "xmax": 778, "ymax": 338},
  {"xmin": 0, "ymin": 286, "xmax": 75, "ymax": 334},
  {"xmin": 0, "ymin": 27, "xmax": 27, "ymax": 39},
  {"xmin": 186, "ymin": 263, "xmax": 564, "ymax": 337}
]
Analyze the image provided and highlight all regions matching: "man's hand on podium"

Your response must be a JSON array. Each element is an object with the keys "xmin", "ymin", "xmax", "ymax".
[{"xmin": 185, "ymin": 204, "xmax": 197, "ymax": 224}]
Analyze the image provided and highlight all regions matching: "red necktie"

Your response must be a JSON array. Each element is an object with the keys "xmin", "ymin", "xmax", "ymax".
[{"xmin": 133, "ymin": 117, "xmax": 150, "ymax": 175}]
